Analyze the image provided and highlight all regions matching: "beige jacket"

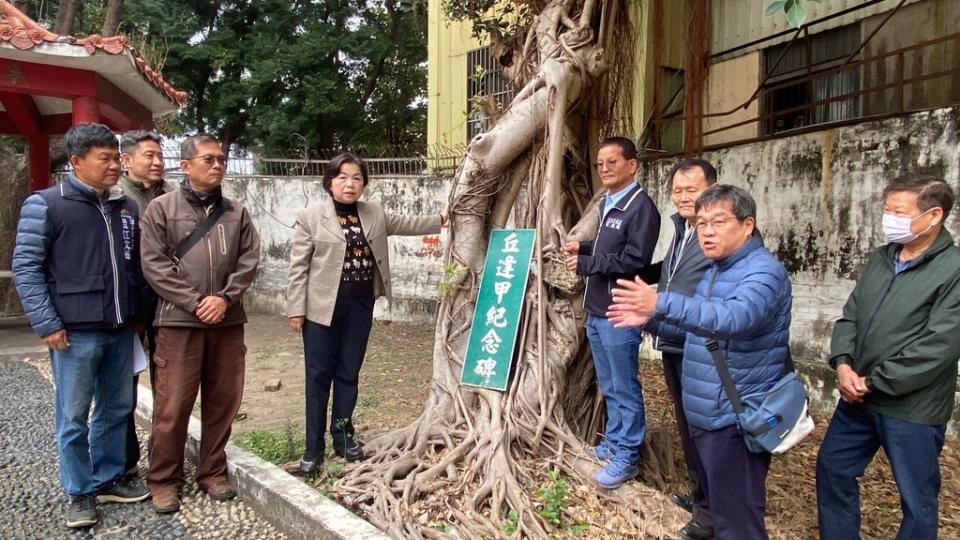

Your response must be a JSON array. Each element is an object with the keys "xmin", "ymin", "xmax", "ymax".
[{"xmin": 286, "ymin": 198, "xmax": 441, "ymax": 326}]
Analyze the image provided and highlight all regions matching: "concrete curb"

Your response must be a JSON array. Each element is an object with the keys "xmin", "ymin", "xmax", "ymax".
[{"xmin": 134, "ymin": 387, "xmax": 391, "ymax": 540}]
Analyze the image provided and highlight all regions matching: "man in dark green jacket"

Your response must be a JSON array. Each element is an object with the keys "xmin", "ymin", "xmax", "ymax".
[
  {"xmin": 117, "ymin": 130, "xmax": 167, "ymax": 481},
  {"xmin": 817, "ymin": 173, "xmax": 960, "ymax": 540}
]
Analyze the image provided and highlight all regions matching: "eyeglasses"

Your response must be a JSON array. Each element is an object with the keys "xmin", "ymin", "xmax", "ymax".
[
  {"xmin": 188, "ymin": 155, "xmax": 228, "ymax": 166},
  {"xmin": 694, "ymin": 216, "xmax": 741, "ymax": 231}
]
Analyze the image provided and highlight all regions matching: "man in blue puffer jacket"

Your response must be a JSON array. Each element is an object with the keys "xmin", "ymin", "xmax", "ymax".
[
  {"xmin": 12, "ymin": 123, "xmax": 151, "ymax": 529},
  {"xmin": 608, "ymin": 184, "xmax": 792, "ymax": 540}
]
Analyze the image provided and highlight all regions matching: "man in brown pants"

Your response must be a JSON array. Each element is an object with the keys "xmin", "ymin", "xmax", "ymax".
[{"xmin": 139, "ymin": 134, "xmax": 261, "ymax": 513}]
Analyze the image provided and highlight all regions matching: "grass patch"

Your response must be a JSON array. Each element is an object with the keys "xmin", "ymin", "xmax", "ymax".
[{"xmin": 233, "ymin": 424, "xmax": 305, "ymax": 465}]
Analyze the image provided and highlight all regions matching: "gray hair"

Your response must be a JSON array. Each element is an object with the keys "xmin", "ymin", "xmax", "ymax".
[
  {"xmin": 180, "ymin": 133, "xmax": 220, "ymax": 160},
  {"xmin": 120, "ymin": 130, "xmax": 163, "ymax": 155},
  {"xmin": 695, "ymin": 184, "xmax": 756, "ymax": 221}
]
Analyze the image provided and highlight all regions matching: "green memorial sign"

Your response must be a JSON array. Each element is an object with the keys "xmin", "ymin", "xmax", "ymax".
[{"xmin": 460, "ymin": 229, "xmax": 536, "ymax": 391}]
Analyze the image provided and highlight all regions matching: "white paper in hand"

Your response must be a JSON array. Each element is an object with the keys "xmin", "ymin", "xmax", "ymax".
[{"xmin": 133, "ymin": 338, "xmax": 148, "ymax": 375}]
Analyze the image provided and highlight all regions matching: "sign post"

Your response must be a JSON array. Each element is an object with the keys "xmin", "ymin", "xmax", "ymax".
[{"xmin": 460, "ymin": 229, "xmax": 536, "ymax": 391}]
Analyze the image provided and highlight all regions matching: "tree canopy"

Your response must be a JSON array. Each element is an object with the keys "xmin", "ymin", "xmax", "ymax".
[{"xmin": 15, "ymin": 0, "xmax": 428, "ymax": 157}]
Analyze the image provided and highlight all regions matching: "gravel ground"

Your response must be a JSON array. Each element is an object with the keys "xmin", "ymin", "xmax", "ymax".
[{"xmin": 0, "ymin": 354, "xmax": 286, "ymax": 540}]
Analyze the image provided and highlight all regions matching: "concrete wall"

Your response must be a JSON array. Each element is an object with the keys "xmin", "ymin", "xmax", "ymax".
[
  {"xmin": 641, "ymin": 106, "xmax": 960, "ymax": 422},
  {"xmin": 224, "ymin": 175, "xmax": 450, "ymax": 324}
]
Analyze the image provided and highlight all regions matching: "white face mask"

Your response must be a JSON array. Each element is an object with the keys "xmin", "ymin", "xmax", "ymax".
[{"xmin": 882, "ymin": 208, "xmax": 935, "ymax": 244}]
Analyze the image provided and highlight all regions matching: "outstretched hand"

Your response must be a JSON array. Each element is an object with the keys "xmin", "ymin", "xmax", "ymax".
[{"xmin": 606, "ymin": 276, "xmax": 658, "ymax": 328}]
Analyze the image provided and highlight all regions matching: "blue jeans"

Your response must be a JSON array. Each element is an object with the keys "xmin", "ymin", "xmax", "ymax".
[
  {"xmin": 51, "ymin": 328, "xmax": 135, "ymax": 497},
  {"xmin": 816, "ymin": 400, "xmax": 945, "ymax": 540},
  {"xmin": 585, "ymin": 315, "xmax": 645, "ymax": 464}
]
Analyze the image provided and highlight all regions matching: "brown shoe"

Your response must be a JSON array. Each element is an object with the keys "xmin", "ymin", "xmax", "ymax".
[
  {"xmin": 203, "ymin": 480, "xmax": 237, "ymax": 501},
  {"xmin": 151, "ymin": 490, "xmax": 180, "ymax": 514}
]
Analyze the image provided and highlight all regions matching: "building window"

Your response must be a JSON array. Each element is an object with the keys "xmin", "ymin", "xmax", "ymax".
[
  {"xmin": 466, "ymin": 47, "xmax": 515, "ymax": 142},
  {"xmin": 762, "ymin": 23, "xmax": 862, "ymax": 134}
]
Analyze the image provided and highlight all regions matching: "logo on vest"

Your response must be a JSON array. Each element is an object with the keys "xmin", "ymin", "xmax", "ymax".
[
  {"xmin": 604, "ymin": 217, "xmax": 623, "ymax": 230},
  {"xmin": 120, "ymin": 209, "xmax": 135, "ymax": 261}
]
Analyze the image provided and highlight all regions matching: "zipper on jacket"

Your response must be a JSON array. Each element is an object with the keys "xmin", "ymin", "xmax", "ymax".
[
  {"xmin": 582, "ymin": 206, "xmax": 605, "ymax": 311},
  {"xmin": 856, "ymin": 265, "xmax": 898, "ymax": 359},
  {"xmin": 99, "ymin": 200, "xmax": 123, "ymax": 325},
  {"xmin": 206, "ymin": 235, "xmax": 215, "ymax": 295},
  {"xmin": 656, "ymin": 225, "xmax": 692, "ymax": 350}
]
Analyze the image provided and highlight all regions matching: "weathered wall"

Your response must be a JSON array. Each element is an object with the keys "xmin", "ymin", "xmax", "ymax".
[
  {"xmin": 641, "ymin": 106, "xmax": 960, "ymax": 424},
  {"xmin": 224, "ymin": 175, "xmax": 450, "ymax": 324}
]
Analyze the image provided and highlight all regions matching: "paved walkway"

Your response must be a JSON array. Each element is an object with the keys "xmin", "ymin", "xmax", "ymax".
[{"xmin": 0, "ymin": 350, "xmax": 287, "ymax": 539}]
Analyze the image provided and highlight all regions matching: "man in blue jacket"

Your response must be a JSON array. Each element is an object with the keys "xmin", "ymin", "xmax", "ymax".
[
  {"xmin": 608, "ymin": 185, "xmax": 791, "ymax": 540},
  {"xmin": 563, "ymin": 136, "xmax": 660, "ymax": 489},
  {"xmin": 643, "ymin": 159, "xmax": 717, "ymax": 540},
  {"xmin": 12, "ymin": 123, "xmax": 150, "ymax": 529}
]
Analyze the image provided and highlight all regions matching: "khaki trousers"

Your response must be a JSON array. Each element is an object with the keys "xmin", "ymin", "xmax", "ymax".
[{"xmin": 147, "ymin": 325, "xmax": 245, "ymax": 494}]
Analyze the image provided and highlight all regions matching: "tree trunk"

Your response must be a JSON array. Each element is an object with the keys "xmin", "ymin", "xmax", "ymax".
[
  {"xmin": 332, "ymin": 0, "xmax": 687, "ymax": 537},
  {"xmin": 101, "ymin": 0, "xmax": 124, "ymax": 37},
  {"xmin": 53, "ymin": 0, "xmax": 79, "ymax": 35}
]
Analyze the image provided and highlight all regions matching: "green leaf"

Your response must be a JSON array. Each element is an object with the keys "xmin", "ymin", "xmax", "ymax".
[
  {"xmin": 764, "ymin": 0, "xmax": 787, "ymax": 16},
  {"xmin": 786, "ymin": 1, "xmax": 807, "ymax": 27}
]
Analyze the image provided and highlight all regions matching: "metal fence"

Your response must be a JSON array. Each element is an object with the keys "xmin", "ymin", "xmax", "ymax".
[{"xmin": 159, "ymin": 156, "xmax": 429, "ymax": 178}]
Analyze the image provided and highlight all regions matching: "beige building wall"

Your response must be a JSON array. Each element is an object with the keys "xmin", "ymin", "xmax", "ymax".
[
  {"xmin": 426, "ymin": 2, "xmax": 484, "ymax": 150},
  {"xmin": 703, "ymin": 51, "xmax": 761, "ymax": 146}
]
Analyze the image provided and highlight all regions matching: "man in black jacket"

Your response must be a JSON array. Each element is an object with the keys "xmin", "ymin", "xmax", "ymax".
[
  {"xmin": 643, "ymin": 159, "xmax": 717, "ymax": 540},
  {"xmin": 564, "ymin": 137, "xmax": 660, "ymax": 489}
]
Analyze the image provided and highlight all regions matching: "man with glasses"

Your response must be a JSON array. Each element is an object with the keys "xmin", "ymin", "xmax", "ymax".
[
  {"xmin": 563, "ymin": 136, "xmax": 660, "ymax": 489},
  {"xmin": 817, "ymin": 173, "xmax": 960, "ymax": 540},
  {"xmin": 608, "ymin": 185, "xmax": 792, "ymax": 539},
  {"xmin": 139, "ymin": 134, "xmax": 261, "ymax": 513}
]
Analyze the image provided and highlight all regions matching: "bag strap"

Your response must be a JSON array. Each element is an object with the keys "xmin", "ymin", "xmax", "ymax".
[
  {"xmin": 704, "ymin": 270, "xmax": 746, "ymax": 415},
  {"xmin": 173, "ymin": 199, "xmax": 227, "ymax": 263}
]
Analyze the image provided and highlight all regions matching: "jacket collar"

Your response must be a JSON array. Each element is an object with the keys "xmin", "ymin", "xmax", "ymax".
[
  {"xmin": 319, "ymin": 196, "xmax": 377, "ymax": 241},
  {"xmin": 608, "ymin": 183, "xmax": 643, "ymax": 212},
  {"xmin": 179, "ymin": 178, "xmax": 227, "ymax": 208},
  {"xmin": 715, "ymin": 233, "xmax": 764, "ymax": 271},
  {"xmin": 61, "ymin": 173, "xmax": 125, "ymax": 203},
  {"xmin": 120, "ymin": 174, "xmax": 165, "ymax": 196},
  {"xmin": 880, "ymin": 228, "xmax": 956, "ymax": 268}
]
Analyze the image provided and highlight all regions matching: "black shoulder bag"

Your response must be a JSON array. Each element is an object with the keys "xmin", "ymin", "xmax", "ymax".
[{"xmin": 172, "ymin": 200, "xmax": 227, "ymax": 264}]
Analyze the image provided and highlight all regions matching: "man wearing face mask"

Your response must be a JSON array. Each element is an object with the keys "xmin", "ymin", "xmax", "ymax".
[{"xmin": 816, "ymin": 173, "xmax": 960, "ymax": 540}]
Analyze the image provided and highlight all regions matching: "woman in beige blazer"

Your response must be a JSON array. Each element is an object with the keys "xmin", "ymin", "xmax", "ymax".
[{"xmin": 286, "ymin": 153, "xmax": 444, "ymax": 475}]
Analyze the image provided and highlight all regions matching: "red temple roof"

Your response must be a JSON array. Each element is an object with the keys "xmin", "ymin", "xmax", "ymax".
[{"xmin": 0, "ymin": 1, "xmax": 187, "ymax": 105}]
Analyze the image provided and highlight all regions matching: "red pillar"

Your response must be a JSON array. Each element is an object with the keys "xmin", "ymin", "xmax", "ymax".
[
  {"xmin": 72, "ymin": 96, "xmax": 100, "ymax": 123},
  {"xmin": 28, "ymin": 136, "xmax": 50, "ymax": 192}
]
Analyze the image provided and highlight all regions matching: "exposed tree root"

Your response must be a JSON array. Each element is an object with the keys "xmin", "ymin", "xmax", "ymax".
[{"xmin": 330, "ymin": 0, "xmax": 686, "ymax": 536}]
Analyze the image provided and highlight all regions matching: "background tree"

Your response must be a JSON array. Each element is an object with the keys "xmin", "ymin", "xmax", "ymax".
[
  {"xmin": 118, "ymin": 0, "xmax": 427, "ymax": 156},
  {"xmin": 8, "ymin": 0, "xmax": 427, "ymax": 157}
]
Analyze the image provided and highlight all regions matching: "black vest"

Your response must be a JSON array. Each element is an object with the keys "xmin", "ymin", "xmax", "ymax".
[{"xmin": 37, "ymin": 175, "xmax": 142, "ymax": 330}]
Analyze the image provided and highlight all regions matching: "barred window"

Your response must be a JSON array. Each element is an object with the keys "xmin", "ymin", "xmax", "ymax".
[
  {"xmin": 761, "ymin": 23, "xmax": 862, "ymax": 135},
  {"xmin": 466, "ymin": 47, "xmax": 515, "ymax": 142}
]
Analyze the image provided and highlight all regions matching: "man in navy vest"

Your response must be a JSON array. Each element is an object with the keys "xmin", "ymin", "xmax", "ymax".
[
  {"xmin": 563, "ymin": 137, "xmax": 661, "ymax": 489},
  {"xmin": 13, "ymin": 123, "xmax": 150, "ymax": 529}
]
